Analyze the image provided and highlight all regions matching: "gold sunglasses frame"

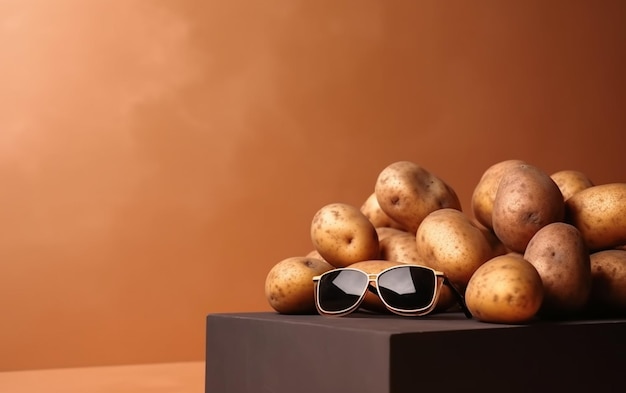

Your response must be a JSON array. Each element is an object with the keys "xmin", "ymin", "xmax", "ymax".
[{"xmin": 313, "ymin": 264, "xmax": 472, "ymax": 318}]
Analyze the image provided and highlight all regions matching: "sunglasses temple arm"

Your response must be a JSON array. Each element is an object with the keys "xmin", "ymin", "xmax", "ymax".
[
  {"xmin": 367, "ymin": 284, "xmax": 378, "ymax": 295},
  {"xmin": 443, "ymin": 277, "xmax": 473, "ymax": 319}
]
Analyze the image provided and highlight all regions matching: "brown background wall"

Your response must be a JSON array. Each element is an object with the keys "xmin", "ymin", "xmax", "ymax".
[{"xmin": 0, "ymin": 0, "xmax": 624, "ymax": 371}]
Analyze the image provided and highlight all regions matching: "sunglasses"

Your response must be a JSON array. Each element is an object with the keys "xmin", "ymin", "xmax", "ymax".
[{"xmin": 313, "ymin": 264, "xmax": 472, "ymax": 318}]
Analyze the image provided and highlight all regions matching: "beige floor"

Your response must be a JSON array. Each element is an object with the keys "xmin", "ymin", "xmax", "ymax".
[{"xmin": 0, "ymin": 361, "xmax": 205, "ymax": 393}]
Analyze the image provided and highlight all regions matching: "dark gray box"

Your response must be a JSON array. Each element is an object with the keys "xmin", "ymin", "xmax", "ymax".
[{"xmin": 205, "ymin": 312, "xmax": 626, "ymax": 393}]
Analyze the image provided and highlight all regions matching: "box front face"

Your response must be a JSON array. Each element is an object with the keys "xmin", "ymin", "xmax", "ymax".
[
  {"xmin": 206, "ymin": 314, "xmax": 392, "ymax": 393},
  {"xmin": 390, "ymin": 321, "xmax": 626, "ymax": 393}
]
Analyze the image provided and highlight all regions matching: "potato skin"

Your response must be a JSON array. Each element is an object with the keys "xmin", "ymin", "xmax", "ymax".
[
  {"xmin": 471, "ymin": 159, "xmax": 526, "ymax": 229},
  {"xmin": 565, "ymin": 183, "xmax": 626, "ymax": 251},
  {"xmin": 379, "ymin": 232, "xmax": 421, "ymax": 264},
  {"xmin": 265, "ymin": 257, "xmax": 335, "ymax": 314},
  {"xmin": 550, "ymin": 170, "xmax": 594, "ymax": 201},
  {"xmin": 476, "ymin": 222, "xmax": 508, "ymax": 256},
  {"xmin": 375, "ymin": 226, "xmax": 410, "ymax": 241},
  {"xmin": 360, "ymin": 192, "xmax": 406, "ymax": 230},
  {"xmin": 492, "ymin": 163, "xmax": 565, "ymax": 253},
  {"xmin": 588, "ymin": 249, "xmax": 626, "ymax": 315},
  {"xmin": 305, "ymin": 249, "xmax": 326, "ymax": 262},
  {"xmin": 374, "ymin": 161, "xmax": 461, "ymax": 233},
  {"xmin": 523, "ymin": 222, "xmax": 591, "ymax": 317},
  {"xmin": 415, "ymin": 208, "xmax": 505, "ymax": 290},
  {"xmin": 311, "ymin": 203, "xmax": 380, "ymax": 268},
  {"xmin": 465, "ymin": 254, "xmax": 544, "ymax": 324}
]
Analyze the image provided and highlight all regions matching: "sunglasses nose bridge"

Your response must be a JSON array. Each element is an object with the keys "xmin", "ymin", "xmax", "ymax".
[{"xmin": 367, "ymin": 273, "xmax": 377, "ymax": 282}]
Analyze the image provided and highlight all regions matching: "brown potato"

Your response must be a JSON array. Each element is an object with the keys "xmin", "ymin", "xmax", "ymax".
[
  {"xmin": 374, "ymin": 161, "xmax": 461, "ymax": 233},
  {"xmin": 265, "ymin": 256, "xmax": 335, "ymax": 314},
  {"xmin": 471, "ymin": 159, "xmax": 526, "ymax": 229},
  {"xmin": 588, "ymin": 249, "xmax": 626, "ymax": 315},
  {"xmin": 477, "ymin": 222, "xmax": 508, "ymax": 257},
  {"xmin": 465, "ymin": 254, "xmax": 544, "ymax": 324},
  {"xmin": 306, "ymin": 249, "xmax": 326, "ymax": 262},
  {"xmin": 505, "ymin": 251, "xmax": 524, "ymax": 258},
  {"xmin": 523, "ymin": 222, "xmax": 591, "ymax": 317},
  {"xmin": 375, "ymin": 226, "xmax": 411, "ymax": 241},
  {"xmin": 360, "ymin": 191, "xmax": 406, "ymax": 230},
  {"xmin": 492, "ymin": 163, "xmax": 565, "ymax": 253},
  {"xmin": 565, "ymin": 183, "xmax": 626, "ymax": 251},
  {"xmin": 415, "ymin": 208, "xmax": 505, "ymax": 290},
  {"xmin": 347, "ymin": 260, "xmax": 404, "ymax": 313},
  {"xmin": 550, "ymin": 169, "xmax": 594, "ymax": 201},
  {"xmin": 379, "ymin": 232, "xmax": 421, "ymax": 264},
  {"xmin": 310, "ymin": 202, "xmax": 380, "ymax": 268}
]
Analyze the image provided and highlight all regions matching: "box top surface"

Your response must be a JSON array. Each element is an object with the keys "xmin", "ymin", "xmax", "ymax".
[{"xmin": 207, "ymin": 311, "xmax": 626, "ymax": 336}]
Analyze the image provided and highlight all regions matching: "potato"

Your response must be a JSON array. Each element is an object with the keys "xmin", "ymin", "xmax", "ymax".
[
  {"xmin": 550, "ymin": 169, "xmax": 594, "ymax": 201},
  {"xmin": 379, "ymin": 232, "xmax": 421, "ymax": 264},
  {"xmin": 375, "ymin": 226, "xmax": 411, "ymax": 241},
  {"xmin": 306, "ymin": 249, "xmax": 326, "ymax": 262},
  {"xmin": 374, "ymin": 161, "xmax": 461, "ymax": 233},
  {"xmin": 477, "ymin": 222, "xmax": 508, "ymax": 256},
  {"xmin": 360, "ymin": 191, "xmax": 406, "ymax": 230},
  {"xmin": 347, "ymin": 260, "xmax": 405, "ymax": 313},
  {"xmin": 505, "ymin": 251, "xmax": 524, "ymax": 259},
  {"xmin": 471, "ymin": 159, "xmax": 526, "ymax": 229},
  {"xmin": 565, "ymin": 183, "xmax": 626, "ymax": 251},
  {"xmin": 265, "ymin": 256, "xmax": 335, "ymax": 314},
  {"xmin": 465, "ymin": 254, "xmax": 544, "ymax": 324},
  {"xmin": 492, "ymin": 163, "xmax": 565, "ymax": 253},
  {"xmin": 415, "ymin": 208, "xmax": 505, "ymax": 290},
  {"xmin": 588, "ymin": 249, "xmax": 626, "ymax": 315},
  {"xmin": 523, "ymin": 222, "xmax": 591, "ymax": 317},
  {"xmin": 310, "ymin": 202, "xmax": 380, "ymax": 268}
]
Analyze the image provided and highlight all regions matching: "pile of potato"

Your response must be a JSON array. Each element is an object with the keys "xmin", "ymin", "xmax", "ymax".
[{"xmin": 264, "ymin": 159, "xmax": 626, "ymax": 324}]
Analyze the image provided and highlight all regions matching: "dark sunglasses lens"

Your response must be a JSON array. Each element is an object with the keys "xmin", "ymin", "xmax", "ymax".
[
  {"xmin": 377, "ymin": 266, "xmax": 436, "ymax": 310},
  {"xmin": 318, "ymin": 270, "xmax": 368, "ymax": 313}
]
